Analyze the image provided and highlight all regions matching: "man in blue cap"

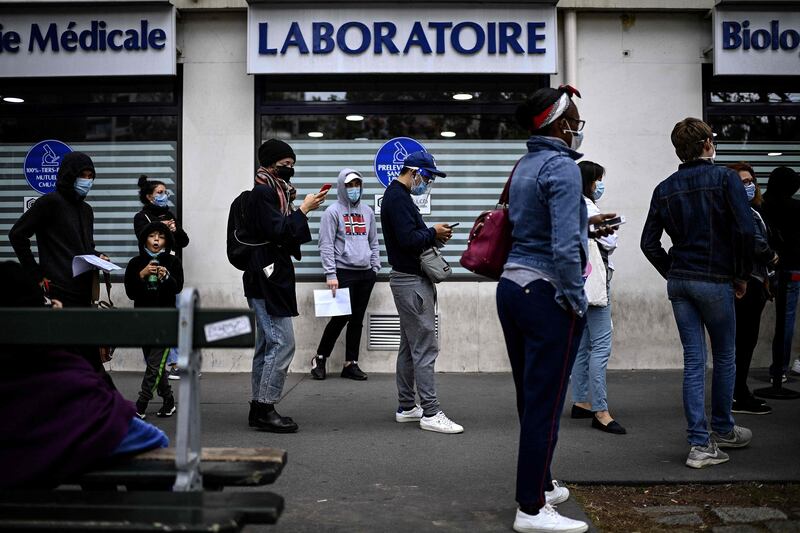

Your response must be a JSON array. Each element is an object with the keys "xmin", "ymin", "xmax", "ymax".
[{"xmin": 380, "ymin": 150, "xmax": 463, "ymax": 434}]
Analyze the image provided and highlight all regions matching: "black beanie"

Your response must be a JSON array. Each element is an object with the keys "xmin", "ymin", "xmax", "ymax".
[{"xmin": 258, "ymin": 139, "xmax": 296, "ymax": 167}]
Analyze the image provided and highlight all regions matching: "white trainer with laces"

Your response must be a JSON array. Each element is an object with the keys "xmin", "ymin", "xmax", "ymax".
[
  {"xmin": 395, "ymin": 405, "xmax": 423, "ymax": 423},
  {"xmin": 792, "ymin": 358, "xmax": 800, "ymax": 375},
  {"xmin": 419, "ymin": 411, "xmax": 464, "ymax": 434},
  {"xmin": 545, "ymin": 480, "xmax": 570, "ymax": 506},
  {"xmin": 513, "ymin": 504, "xmax": 588, "ymax": 533}
]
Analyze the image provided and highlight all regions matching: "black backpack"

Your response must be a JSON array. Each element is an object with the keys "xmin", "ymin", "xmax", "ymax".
[{"xmin": 226, "ymin": 191, "xmax": 268, "ymax": 271}]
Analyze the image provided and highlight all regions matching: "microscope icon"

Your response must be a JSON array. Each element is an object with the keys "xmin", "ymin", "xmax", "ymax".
[
  {"xmin": 392, "ymin": 142, "xmax": 409, "ymax": 165},
  {"xmin": 41, "ymin": 144, "xmax": 60, "ymax": 167}
]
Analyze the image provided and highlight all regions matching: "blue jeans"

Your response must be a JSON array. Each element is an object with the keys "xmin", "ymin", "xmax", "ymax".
[
  {"xmin": 571, "ymin": 301, "xmax": 612, "ymax": 412},
  {"xmin": 771, "ymin": 272, "xmax": 800, "ymax": 377},
  {"xmin": 667, "ymin": 279, "xmax": 736, "ymax": 446},
  {"xmin": 248, "ymin": 298, "xmax": 295, "ymax": 404}
]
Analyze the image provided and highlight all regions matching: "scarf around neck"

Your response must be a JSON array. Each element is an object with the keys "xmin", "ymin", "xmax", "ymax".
[{"xmin": 255, "ymin": 166, "xmax": 295, "ymax": 216}]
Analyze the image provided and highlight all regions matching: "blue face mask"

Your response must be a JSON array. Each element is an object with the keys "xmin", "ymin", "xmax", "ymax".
[
  {"xmin": 346, "ymin": 188, "xmax": 361, "ymax": 203},
  {"xmin": 410, "ymin": 172, "xmax": 432, "ymax": 196},
  {"xmin": 744, "ymin": 182, "xmax": 756, "ymax": 202},
  {"xmin": 153, "ymin": 192, "xmax": 169, "ymax": 207},
  {"xmin": 74, "ymin": 177, "xmax": 93, "ymax": 197},
  {"xmin": 593, "ymin": 181, "xmax": 605, "ymax": 201}
]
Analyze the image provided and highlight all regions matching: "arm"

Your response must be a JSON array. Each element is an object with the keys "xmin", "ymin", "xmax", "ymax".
[
  {"xmin": 161, "ymin": 258, "xmax": 184, "ymax": 294},
  {"xmin": 640, "ymin": 189, "xmax": 671, "ymax": 279},
  {"xmin": 318, "ymin": 208, "xmax": 338, "ymax": 280},
  {"xmin": 725, "ymin": 172, "xmax": 755, "ymax": 281},
  {"xmin": 545, "ymin": 159, "xmax": 588, "ymax": 315},
  {"xmin": 368, "ymin": 209, "xmax": 381, "ymax": 272},
  {"xmin": 251, "ymin": 187, "xmax": 312, "ymax": 247},
  {"xmin": 752, "ymin": 213, "xmax": 776, "ymax": 264},
  {"xmin": 133, "ymin": 211, "xmax": 147, "ymax": 239},
  {"xmin": 124, "ymin": 259, "xmax": 147, "ymax": 302},
  {"xmin": 8, "ymin": 200, "xmax": 48, "ymax": 281},
  {"xmin": 384, "ymin": 198, "xmax": 436, "ymax": 253}
]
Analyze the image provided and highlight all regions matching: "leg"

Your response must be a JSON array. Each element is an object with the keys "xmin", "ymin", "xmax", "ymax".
[
  {"xmin": 781, "ymin": 278, "xmax": 800, "ymax": 372},
  {"xmin": 734, "ymin": 280, "xmax": 767, "ymax": 401},
  {"xmin": 139, "ymin": 347, "xmax": 166, "ymax": 404},
  {"xmin": 497, "ymin": 278, "xmax": 526, "ymax": 421},
  {"xmin": 770, "ymin": 272, "xmax": 788, "ymax": 381},
  {"xmin": 154, "ymin": 348, "xmax": 173, "ymax": 400},
  {"xmin": 249, "ymin": 298, "xmax": 268, "ymax": 401},
  {"xmin": 667, "ymin": 279, "xmax": 710, "ymax": 446},
  {"xmin": 587, "ymin": 303, "xmax": 613, "ymax": 413},
  {"xmin": 249, "ymin": 298, "xmax": 296, "ymax": 404},
  {"xmin": 391, "ymin": 280, "xmax": 417, "ymax": 410},
  {"xmin": 316, "ymin": 315, "xmax": 350, "ymax": 357},
  {"xmin": 343, "ymin": 272, "xmax": 377, "ymax": 362},
  {"xmin": 570, "ymin": 324, "xmax": 591, "ymax": 405}
]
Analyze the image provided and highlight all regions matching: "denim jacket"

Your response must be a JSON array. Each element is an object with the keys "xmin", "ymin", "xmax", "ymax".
[
  {"xmin": 640, "ymin": 159, "xmax": 754, "ymax": 283},
  {"xmin": 505, "ymin": 136, "xmax": 588, "ymax": 315}
]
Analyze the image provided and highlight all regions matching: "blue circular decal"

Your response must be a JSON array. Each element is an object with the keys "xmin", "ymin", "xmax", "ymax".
[
  {"xmin": 373, "ymin": 137, "xmax": 426, "ymax": 188},
  {"xmin": 23, "ymin": 140, "xmax": 73, "ymax": 195}
]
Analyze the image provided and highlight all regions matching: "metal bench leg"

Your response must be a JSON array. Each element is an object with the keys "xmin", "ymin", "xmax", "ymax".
[{"xmin": 173, "ymin": 287, "xmax": 203, "ymax": 492}]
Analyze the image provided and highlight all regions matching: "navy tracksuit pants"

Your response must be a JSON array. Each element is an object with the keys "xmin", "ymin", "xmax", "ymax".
[{"xmin": 496, "ymin": 278, "xmax": 586, "ymax": 510}]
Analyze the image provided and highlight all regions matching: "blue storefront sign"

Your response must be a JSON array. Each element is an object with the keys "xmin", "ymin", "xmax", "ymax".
[
  {"xmin": 23, "ymin": 139, "xmax": 72, "ymax": 194},
  {"xmin": 373, "ymin": 137, "xmax": 427, "ymax": 188}
]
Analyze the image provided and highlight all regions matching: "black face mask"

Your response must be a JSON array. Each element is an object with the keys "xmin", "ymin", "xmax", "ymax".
[{"xmin": 274, "ymin": 166, "xmax": 295, "ymax": 181}]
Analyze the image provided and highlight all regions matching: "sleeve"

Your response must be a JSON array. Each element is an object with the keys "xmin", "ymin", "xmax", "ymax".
[
  {"xmin": 383, "ymin": 196, "xmax": 436, "ymax": 253},
  {"xmin": 133, "ymin": 211, "xmax": 147, "ymax": 239},
  {"xmin": 252, "ymin": 187, "xmax": 312, "ymax": 248},
  {"xmin": 318, "ymin": 207, "xmax": 338, "ymax": 280},
  {"xmin": 163, "ymin": 257, "xmax": 184, "ymax": 295},
  {"xmin": 124, "ymin": 258, "xmax": 146, "ymax": 302},
  {"xmin": 8, "ymin": 198, "xmax": 48, "ymax": 281},
  {"xmin": 544, "ymin": 158, "xmax": 588, "ymax": 315},
  {"xmin": 725, "ymin": 172, "xmax": 755, "ymax": 281},
  {"xmin": 368, "ymin": 209, "xmax": 381, "ymax": 273},
  {"xmin": 640, "ymin": 188, "xmax": 671, "ymax": 279},
  {"xmin": 174, "ymin": 228, "xmax": 190, "ymax": 249},
  {"xmin": 88, "ymin": 208, "xmax": 101, "ymax": 257}
]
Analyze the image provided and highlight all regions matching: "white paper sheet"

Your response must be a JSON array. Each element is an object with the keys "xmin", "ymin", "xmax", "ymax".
[
  {"xmin": 314, "ymin": 288, "xmax": 352, "ymax": 317},
  {"xmin": 72, "ymin": 254, "xmax": 122, "ymax": 277}
]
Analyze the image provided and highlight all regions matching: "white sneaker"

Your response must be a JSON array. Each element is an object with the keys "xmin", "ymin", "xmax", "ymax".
[
  {"xmin": 419, "ymin": 411, "xmax": 464, "ymax": 434},
  {"xmin": 395, "ymin": 405, "xmax": 423, "ymax": 423},
  {"xmin": 513, "ymin": 504, "xmax": 588, "ymax": 533},
  {"xmin": 545, "ymin": 480, "xmax": 570, "ymax": 506},
  {"xmin": 791, "ymin": 358, "xmax": 800, "ymax": 375}
]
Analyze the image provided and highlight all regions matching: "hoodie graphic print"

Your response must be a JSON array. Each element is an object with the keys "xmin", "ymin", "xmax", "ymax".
[{"xmin": 318, "ymin": 168, "xmax": 381, "ymax": 280}]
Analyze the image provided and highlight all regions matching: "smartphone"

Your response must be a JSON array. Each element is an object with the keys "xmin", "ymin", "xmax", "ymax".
[
  {"xmin": 447, "ymin": 222, "xmax": 460, "ymax": 228},
  {"xmin": 600, "ymin": 215, "xmax": 626, "ymax": 228},
  {"xmin": 319, "ymin": 183, "xmax": 332, "ymax": 194}
]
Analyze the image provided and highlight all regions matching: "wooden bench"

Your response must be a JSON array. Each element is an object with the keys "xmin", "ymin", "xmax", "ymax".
[{"xmin": 0, "ymin": 288, "xmax": 285, "ymax": 532}]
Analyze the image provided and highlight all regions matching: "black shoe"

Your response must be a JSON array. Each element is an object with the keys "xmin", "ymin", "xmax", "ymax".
[
  {"xmin": 592, "ymin": 416, "xmax": 627, "ymax": 434},
  {"xmin": 135, "ymin": 400, "xmax": 148, "ymax": 420},
  {"xmin": 250, "ymin": 402, "xmax": 298, "ymax": 433},
  {"xmin": 341, "ymin": 363, "xmax": 368, "ymax": 381},
  {"xmin": 732, "ymin": 398, "xmax": 772, "ymax": 415},
  {"xmin": 571, "ymin": 404, "xmax": 593, "ymax": 419},
  {"xmin": 310, "ymin": 355, "xmax": 327, "ymax": 380},
  {"xmin": 157, "ymin": 396, "xmax": 176, "ymax": 418}
]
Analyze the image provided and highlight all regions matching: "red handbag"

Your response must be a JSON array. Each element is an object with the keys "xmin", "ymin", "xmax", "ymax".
[{"xmin": 459, "ymin": 160, "xmax": 520, "ymax": 280}]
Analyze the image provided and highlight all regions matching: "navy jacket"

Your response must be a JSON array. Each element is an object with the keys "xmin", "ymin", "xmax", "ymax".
[
  {"xmin": 380, "ymin": 179, "xmax": 436, "ymax": 277},
  {"xmin": 641, "ymin": 159, "xmax": 754, "ymax": 283}
]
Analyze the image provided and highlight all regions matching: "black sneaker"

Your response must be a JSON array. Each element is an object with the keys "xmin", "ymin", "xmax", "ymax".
[
  {"xmin": 310, "ymin": 355, "xmax": 327, "ymax": 380},
  {"xmin": 157, "ymin": 396, "xmax": 176, "ymax": 418},
  {"xmin": 135, "ymin": 400, "xmax": 148, "ymax": 420},
  {"xmin": 732, "ymin": 398, "xmax": 772, "ymax": 415},
  {"xmin": 341, "ymin": 363, "xmax": 367, "ymax": 381}
]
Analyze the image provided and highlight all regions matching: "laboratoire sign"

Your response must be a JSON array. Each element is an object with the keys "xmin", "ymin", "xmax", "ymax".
[
  {"xmin": 247, "ymin": 6, "xmax": 558, "ymax": 74},
  {"xmin": 714, "ymin": 9, "xmax": 800, "ymax": 75},
  {"xmin": 0, "ymin": 5, "xmax": 176, "ymax": 77}
]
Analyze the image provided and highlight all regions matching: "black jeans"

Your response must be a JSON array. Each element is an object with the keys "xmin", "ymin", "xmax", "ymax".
[
  {"xmin": 316, "ymin": 269, "xmax": 377, "ymax": 362},
  {"xmin": 733, "ymin": 278, "xmax": 768, "ymax": 400},
  {"xmin": 139, "ymin": 347, "xmax": 173, "ymax": 404}
]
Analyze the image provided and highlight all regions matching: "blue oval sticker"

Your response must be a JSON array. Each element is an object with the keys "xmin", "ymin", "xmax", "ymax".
[
  {"xmin": 373, "ymin": 137, "xmax": 426, "ymax": 188},
  {"xmin": 24, "ymin": 140, "xmax": 73, "ymax": 195}
]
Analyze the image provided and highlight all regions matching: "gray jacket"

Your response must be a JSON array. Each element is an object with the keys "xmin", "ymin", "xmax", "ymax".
[{"xmin": 318, "ymin": 168, "xmax": 381, "ymax": 280}]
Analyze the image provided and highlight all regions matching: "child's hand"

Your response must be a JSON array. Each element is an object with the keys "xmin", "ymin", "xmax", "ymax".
[
  {"xmin": 158, "ymin": 267, "xmax": 168, "ymax": 280},
  {"xmin": 140, "ymin": 262, "xmax": 158, "ymax": 280}
]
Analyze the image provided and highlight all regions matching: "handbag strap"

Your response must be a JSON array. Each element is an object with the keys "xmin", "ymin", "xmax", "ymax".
[
  {"xmin": 498, "ymin": 158, "xmax": 523, "ymax": 207},
  {"xmin": 101, "ymin": 270, "xmax": 113, "ymax": 308}
]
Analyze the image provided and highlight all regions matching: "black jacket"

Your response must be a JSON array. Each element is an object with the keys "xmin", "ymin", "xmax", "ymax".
[
  {"xmin": 133, "ymin": 204, "xmax": 189, "ymax": 250},
  {"xmin": 762, "ymin": 174, "xmax": 800, "ymax": 271},
  {"xmin": 241, "ymin": 183, "xmax": 311, "ymax": 317},
  {"xmin": 8, "ymin": 152, "xmax": 100, "ymax": 306},
  {"xmin": 380, "ymin": 179, "xmax": 436, "ymax": 277},
  {"xmin": 124, "ymin": 221, "xmax": 184, "ymax": 308}
]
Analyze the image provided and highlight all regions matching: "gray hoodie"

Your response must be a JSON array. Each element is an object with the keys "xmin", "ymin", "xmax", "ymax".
[{"xmin": 318, "ymin": 168, "xmax": 381, "ymax": 280}]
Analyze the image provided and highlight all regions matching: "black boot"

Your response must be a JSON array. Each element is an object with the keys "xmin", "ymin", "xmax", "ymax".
[
  {"xmin": 310, "ymin": 355, "xmax": 327, "ymax": 380},
  {"xmin": 249, "ymin": 401, "xmax": 298, "ymax": 433}
]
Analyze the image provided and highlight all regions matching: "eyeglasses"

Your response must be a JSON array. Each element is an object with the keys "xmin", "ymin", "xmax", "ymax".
[
  {"xmin": 696, "ymin": 138, "xmax": 718, "ymax": 149},
  {"xmin": 565, "ymin": 117, "xmax": 586, "ymax": 132}
]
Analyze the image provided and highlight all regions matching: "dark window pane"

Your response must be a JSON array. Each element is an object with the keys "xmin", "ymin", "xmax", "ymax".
[
  {"xmin": 709, "ymin": 115, "xmax": 800, "ymax": 142},
  {"xmin": 710, "ymin": 92, "xmax": 800, "ymax": 104}
]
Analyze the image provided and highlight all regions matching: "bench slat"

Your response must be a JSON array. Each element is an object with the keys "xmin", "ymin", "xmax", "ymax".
[{"xmin": 136, "ymin": 446, "xmax": 286, "ymax": 463}]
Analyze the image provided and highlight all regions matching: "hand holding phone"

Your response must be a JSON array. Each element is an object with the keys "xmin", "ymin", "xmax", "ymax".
[
  {"xmin": 447, "ymin": 222, "xmax": 460, "ymax": 228},
  {"xmin": 319, "ymin": 183, "xmax": 332, "ymax": 194},
  {"xmin": 600, "ymin": 215, "xmax": 626, "ymax": 228}
]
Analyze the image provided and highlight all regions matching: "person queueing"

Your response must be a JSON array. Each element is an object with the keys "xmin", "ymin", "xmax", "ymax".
[
  {"xmin": 497, "ymin": 86, "xmax": 614, "ymax": 533},
  {"xmin": 124, "ymin": 222, "xmax": 184, "ymax": 420},
  {"xmin": 245, "ymin": 139, "xmax": 327, "ymax": 433},
  {"xmin": 380, "ymin": 150, "xmax": 464, "ymax": 434},
  {"xmin": 570, "ymin": 161, "xmax": 626, "ymax": 435},
  {"xmin": 727, "ymin": 162, "xmax": 778, "ymax": 415},
  {"xmin": 134, "ymin": 175, "xmax": 190, "ymax": 381},
  {"xmin": 641, "ymin": 117, "xmax": 754, "ymax": 469},
  {"xmin": 311, "ymin": 169, "xmax": 381, "ymax": 381}
]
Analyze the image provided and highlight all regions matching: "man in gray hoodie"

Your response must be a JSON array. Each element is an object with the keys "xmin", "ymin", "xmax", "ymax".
[{"xmin": 311, "ymin": 169, "xmax": 381, "ymax": 380}]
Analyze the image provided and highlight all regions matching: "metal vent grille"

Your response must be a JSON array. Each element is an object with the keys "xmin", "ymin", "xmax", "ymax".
[{"xmin": 367, "ymin": 313, "xmax": 439, "ymax": 351}]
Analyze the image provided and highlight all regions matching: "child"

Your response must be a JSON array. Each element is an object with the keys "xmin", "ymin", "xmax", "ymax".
[{"xmin": 124, "ymin": 221, "xmax": 184, "ymax": 419}]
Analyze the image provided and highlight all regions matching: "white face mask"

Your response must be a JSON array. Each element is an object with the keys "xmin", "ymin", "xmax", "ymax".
[{"xmin": 562, "ymin": 119, "xmax": 584, "ymax": 151}]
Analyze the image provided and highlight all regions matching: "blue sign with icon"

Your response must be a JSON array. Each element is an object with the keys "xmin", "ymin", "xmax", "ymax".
[
  {"xmin": 373, "ymin": 137, "xmax": 426, "ymax": 188},
  {"xmin": 23, "ymin": 140, "xmax": 72, "ymax": 195}
]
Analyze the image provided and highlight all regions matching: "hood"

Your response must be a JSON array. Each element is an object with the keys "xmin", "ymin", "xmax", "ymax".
[
  {"xmin": 764, "ymin": 166, "xmax": 800, "ymax": 201},
  {"xmin": 337, "ymin": 168, "xmax": 363, "ymax": 206},
  {"xmin": 137, "ymin": 221, "xmax": 174, "ymax": 256},
  {"xmin": 526, "ymin": 135, "xmax": 583, "ymax": 161},
  {"xmin": 55, "ymin": 151, "xmax": 95, "ymax": 201}
]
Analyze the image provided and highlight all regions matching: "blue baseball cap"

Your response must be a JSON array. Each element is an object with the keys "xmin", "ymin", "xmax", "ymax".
[{"xmin": 403, "ymin": 150, "xmax": 447, "ymax": 178}]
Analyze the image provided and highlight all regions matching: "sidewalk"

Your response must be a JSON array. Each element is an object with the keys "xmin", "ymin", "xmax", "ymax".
[{"xmin": 113, "ymin": 369, "xmax": 800, "ymax": 532}]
